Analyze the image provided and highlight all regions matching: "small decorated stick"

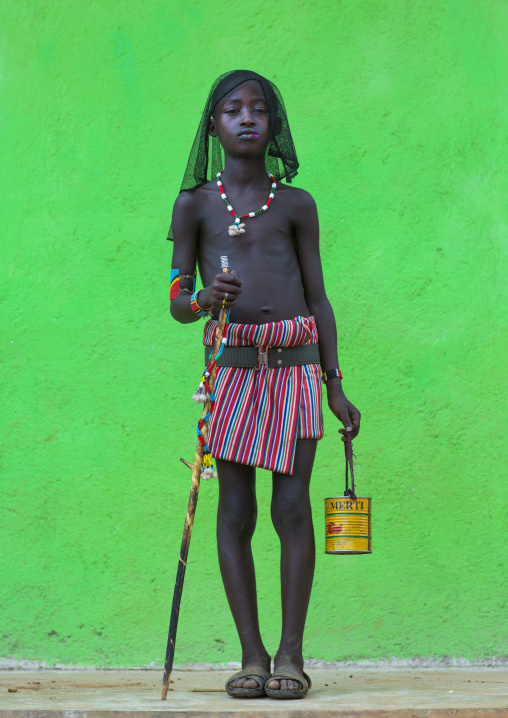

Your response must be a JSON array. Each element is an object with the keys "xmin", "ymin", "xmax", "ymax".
[{"xmin": 161, "ymin": 256, "xmax": 229, "ymax": 700}]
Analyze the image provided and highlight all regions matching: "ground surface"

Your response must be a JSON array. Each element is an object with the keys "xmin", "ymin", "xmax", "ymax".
[{"xmin": 0, "ymin": 667, "xmax": 507, "ymax": 716}]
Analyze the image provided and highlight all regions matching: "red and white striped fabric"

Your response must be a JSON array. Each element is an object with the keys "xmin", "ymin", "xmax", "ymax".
[{"xmin": 204, "ymin": 315, "xmax": 324, "ymax": 475}]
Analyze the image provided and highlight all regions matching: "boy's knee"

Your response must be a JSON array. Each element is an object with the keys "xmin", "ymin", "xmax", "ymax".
[
  {"xmin": 271, "ymin": 493, "xmax": 311, "ymax": 534},
  {"xmin": 218, "ymin": 498, "xmax": 257, "ymax": 539}
]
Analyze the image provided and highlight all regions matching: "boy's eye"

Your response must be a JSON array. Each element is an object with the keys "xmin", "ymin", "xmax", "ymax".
[{"xmin": 224, "ymin": 108, "xmax": 267, "ymax": 114}]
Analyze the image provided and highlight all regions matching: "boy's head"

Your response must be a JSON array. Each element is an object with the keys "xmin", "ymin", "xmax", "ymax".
[
  {"xmin": 208, "ymin": 79, "xmax": 272, "ymax": 160},
  {"xmin": 209, "ymin": 72, "xmax": 282, "ymax": 135},
  {"xmin": 178, "ymin": 70, "xmax": 298, "ymax": 194}
]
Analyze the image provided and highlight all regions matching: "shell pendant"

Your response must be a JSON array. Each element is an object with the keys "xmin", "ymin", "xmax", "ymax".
[{"xmin": 228, "ymin": 222, "xmax": 246, "ymax": 236}]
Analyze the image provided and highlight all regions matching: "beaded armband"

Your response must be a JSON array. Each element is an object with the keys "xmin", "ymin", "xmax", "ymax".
[
  {"xmin": 191, "ymin": 290, "xmax": 213, "ymax": 318},
  {"xmin": 170, "ymin": 268, "xmax": 196, "ymax": 299}
]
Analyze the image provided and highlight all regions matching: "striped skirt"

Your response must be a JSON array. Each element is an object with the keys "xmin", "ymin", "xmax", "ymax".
[{"xmin": 204, "ymin": 315, "xmax": 324, "ymax": 475}]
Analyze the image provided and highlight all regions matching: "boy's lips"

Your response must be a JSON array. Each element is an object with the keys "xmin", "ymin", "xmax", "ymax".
[{"xmin": 238, "ymin": 131, "xmax": 259, "ymax": 138}]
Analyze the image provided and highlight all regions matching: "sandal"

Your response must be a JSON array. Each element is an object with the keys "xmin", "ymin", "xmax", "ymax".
[
  {"xmin": 265, "ymin": 665, "xmax": 312, "ymax": 699},
  {"xmin": 225, "ymin": 666, "xmax": 271, "ymax": 698}
]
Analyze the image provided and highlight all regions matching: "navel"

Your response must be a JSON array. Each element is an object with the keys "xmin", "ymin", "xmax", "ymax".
[{"xmin": 260, "ymin": 306, "xmax": 272, "ymax": 314}]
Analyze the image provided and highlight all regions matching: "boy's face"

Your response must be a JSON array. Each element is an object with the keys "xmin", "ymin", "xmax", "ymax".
[{"xmin": 209, "ymin": 80, "xmax": 271, "ymax": 157}]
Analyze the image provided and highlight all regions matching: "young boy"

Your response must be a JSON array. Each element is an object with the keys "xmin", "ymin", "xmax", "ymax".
[{"xmin": 168, "ymin": 70, "xmax": 361, "ymax": 699}]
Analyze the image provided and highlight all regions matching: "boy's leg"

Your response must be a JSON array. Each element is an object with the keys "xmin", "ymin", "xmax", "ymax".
[
  {"xmin": 216, "ymin": 459, "xmax": 271, "ymax": 690},
  {"xmin": 267, "ymin": 438, "xmax": 318, "ymax": 693}
]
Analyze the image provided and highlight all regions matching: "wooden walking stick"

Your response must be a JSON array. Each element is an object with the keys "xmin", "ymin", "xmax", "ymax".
[{"xmin": 161, "ymin": 256, "xmax": 230, "ymax": 700}]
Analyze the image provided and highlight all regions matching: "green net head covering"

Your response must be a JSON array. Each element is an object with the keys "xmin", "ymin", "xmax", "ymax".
[{"xmin": 167, "ymin": 70, "xmax": 299, "ymax": 240}]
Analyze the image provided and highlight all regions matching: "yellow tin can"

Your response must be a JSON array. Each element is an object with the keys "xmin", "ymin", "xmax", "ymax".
[{"xmin": 325, "ymin": 496, "xmax": 372, "ymax": 554}]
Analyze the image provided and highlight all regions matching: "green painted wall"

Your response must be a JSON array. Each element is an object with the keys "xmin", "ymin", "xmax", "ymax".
[{"xmin": 1, "ymin": 0, "xmax": 507, "ymax": 667}]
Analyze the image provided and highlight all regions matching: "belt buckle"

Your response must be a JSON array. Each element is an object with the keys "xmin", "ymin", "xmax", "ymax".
[{"xmin": 257, "ymin": 346, "xmax": 268, "ymax": 369}]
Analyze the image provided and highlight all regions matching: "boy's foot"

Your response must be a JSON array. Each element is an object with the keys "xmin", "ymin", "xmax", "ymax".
[
  {"xmin": 265, "ymin": 661, "xmax": 311, "ymax": 699},
  {"xmin": 226, "ymin": 665, "xmax": 271, "ymax": 699}
]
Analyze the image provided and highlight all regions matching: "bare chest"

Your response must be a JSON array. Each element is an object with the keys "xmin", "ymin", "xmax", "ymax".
[{"xmin": 197, "ymin": 189, "xmax": 298, "ymax": 282}]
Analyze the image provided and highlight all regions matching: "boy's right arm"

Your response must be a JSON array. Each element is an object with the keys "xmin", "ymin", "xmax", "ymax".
[
  {"xmin": 169, "ymin": 192, "xmax": 202, "ymax": 324},
  {"xmin": 169, "ymin": 191, "xmax": 242, "ymax": 324}
]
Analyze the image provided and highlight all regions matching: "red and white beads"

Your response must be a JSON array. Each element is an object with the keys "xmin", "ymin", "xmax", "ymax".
[{"xmin": 217, "ymin": 171, "xmax": 277, "ymax": 236}]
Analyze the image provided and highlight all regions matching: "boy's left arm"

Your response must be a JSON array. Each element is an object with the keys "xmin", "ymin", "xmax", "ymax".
[{"xmin": 292, "ymin": 190, "xmax": 361, "ymax": 440}]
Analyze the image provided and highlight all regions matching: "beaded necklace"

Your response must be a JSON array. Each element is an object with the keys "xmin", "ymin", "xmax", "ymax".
[{"xmin": 217, "ymin": 171, "xmax": 276, "ymax": 236}]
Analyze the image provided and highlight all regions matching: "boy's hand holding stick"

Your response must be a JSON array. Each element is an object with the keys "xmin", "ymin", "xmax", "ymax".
[{"xmin": 161, "ymin": 256, "xmax": 235, "ymax": 700}]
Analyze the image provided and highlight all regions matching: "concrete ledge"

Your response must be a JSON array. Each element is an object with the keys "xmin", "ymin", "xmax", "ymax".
[{"xmin": 1, "ymin": 667, "xmax": 507, "ymax": 717}]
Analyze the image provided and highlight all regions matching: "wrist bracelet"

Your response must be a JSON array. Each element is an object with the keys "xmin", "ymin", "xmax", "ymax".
[
  {"xmin": 191, "ymin": 290, "xmax": 213, "ymax": 317},
  {"xmin": 322, "ymin": 368, "xmax": 343, "ymax": 383},
  {"xmin": 196, "ymin": 289, "xmax": 214, "ymax": 311}
]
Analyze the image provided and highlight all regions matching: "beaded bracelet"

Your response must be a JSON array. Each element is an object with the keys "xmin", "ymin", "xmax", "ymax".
[
  {"xmin": 191, "ymin": 289, "xmax": 213, "ymax": 318},
  {"xmin": 322, "ymin": 368, "xmax": 343, "ymax": 383}
]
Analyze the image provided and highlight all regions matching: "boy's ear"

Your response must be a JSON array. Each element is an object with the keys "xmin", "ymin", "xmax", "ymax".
[{"xmin": 208, "ymin": 118, "xmax": 218, "ymax": 137}]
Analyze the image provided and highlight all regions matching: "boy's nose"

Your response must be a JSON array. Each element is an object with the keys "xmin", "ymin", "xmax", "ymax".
[{"xmin": 240, "ymin": 112, "xmax": 255, "ymax": 125}]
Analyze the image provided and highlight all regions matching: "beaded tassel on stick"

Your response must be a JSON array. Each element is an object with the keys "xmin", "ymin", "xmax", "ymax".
[
  {"xmin": 191, "ymin": 255, "xmax": 230, "ymax": 479},
  {"xmin": 193, "ymin": 328, "xmax": 228, "ymax": 479},
  {"xmin": 192, "ymin": 370, "xmax": 210, "ymax": 404}
]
